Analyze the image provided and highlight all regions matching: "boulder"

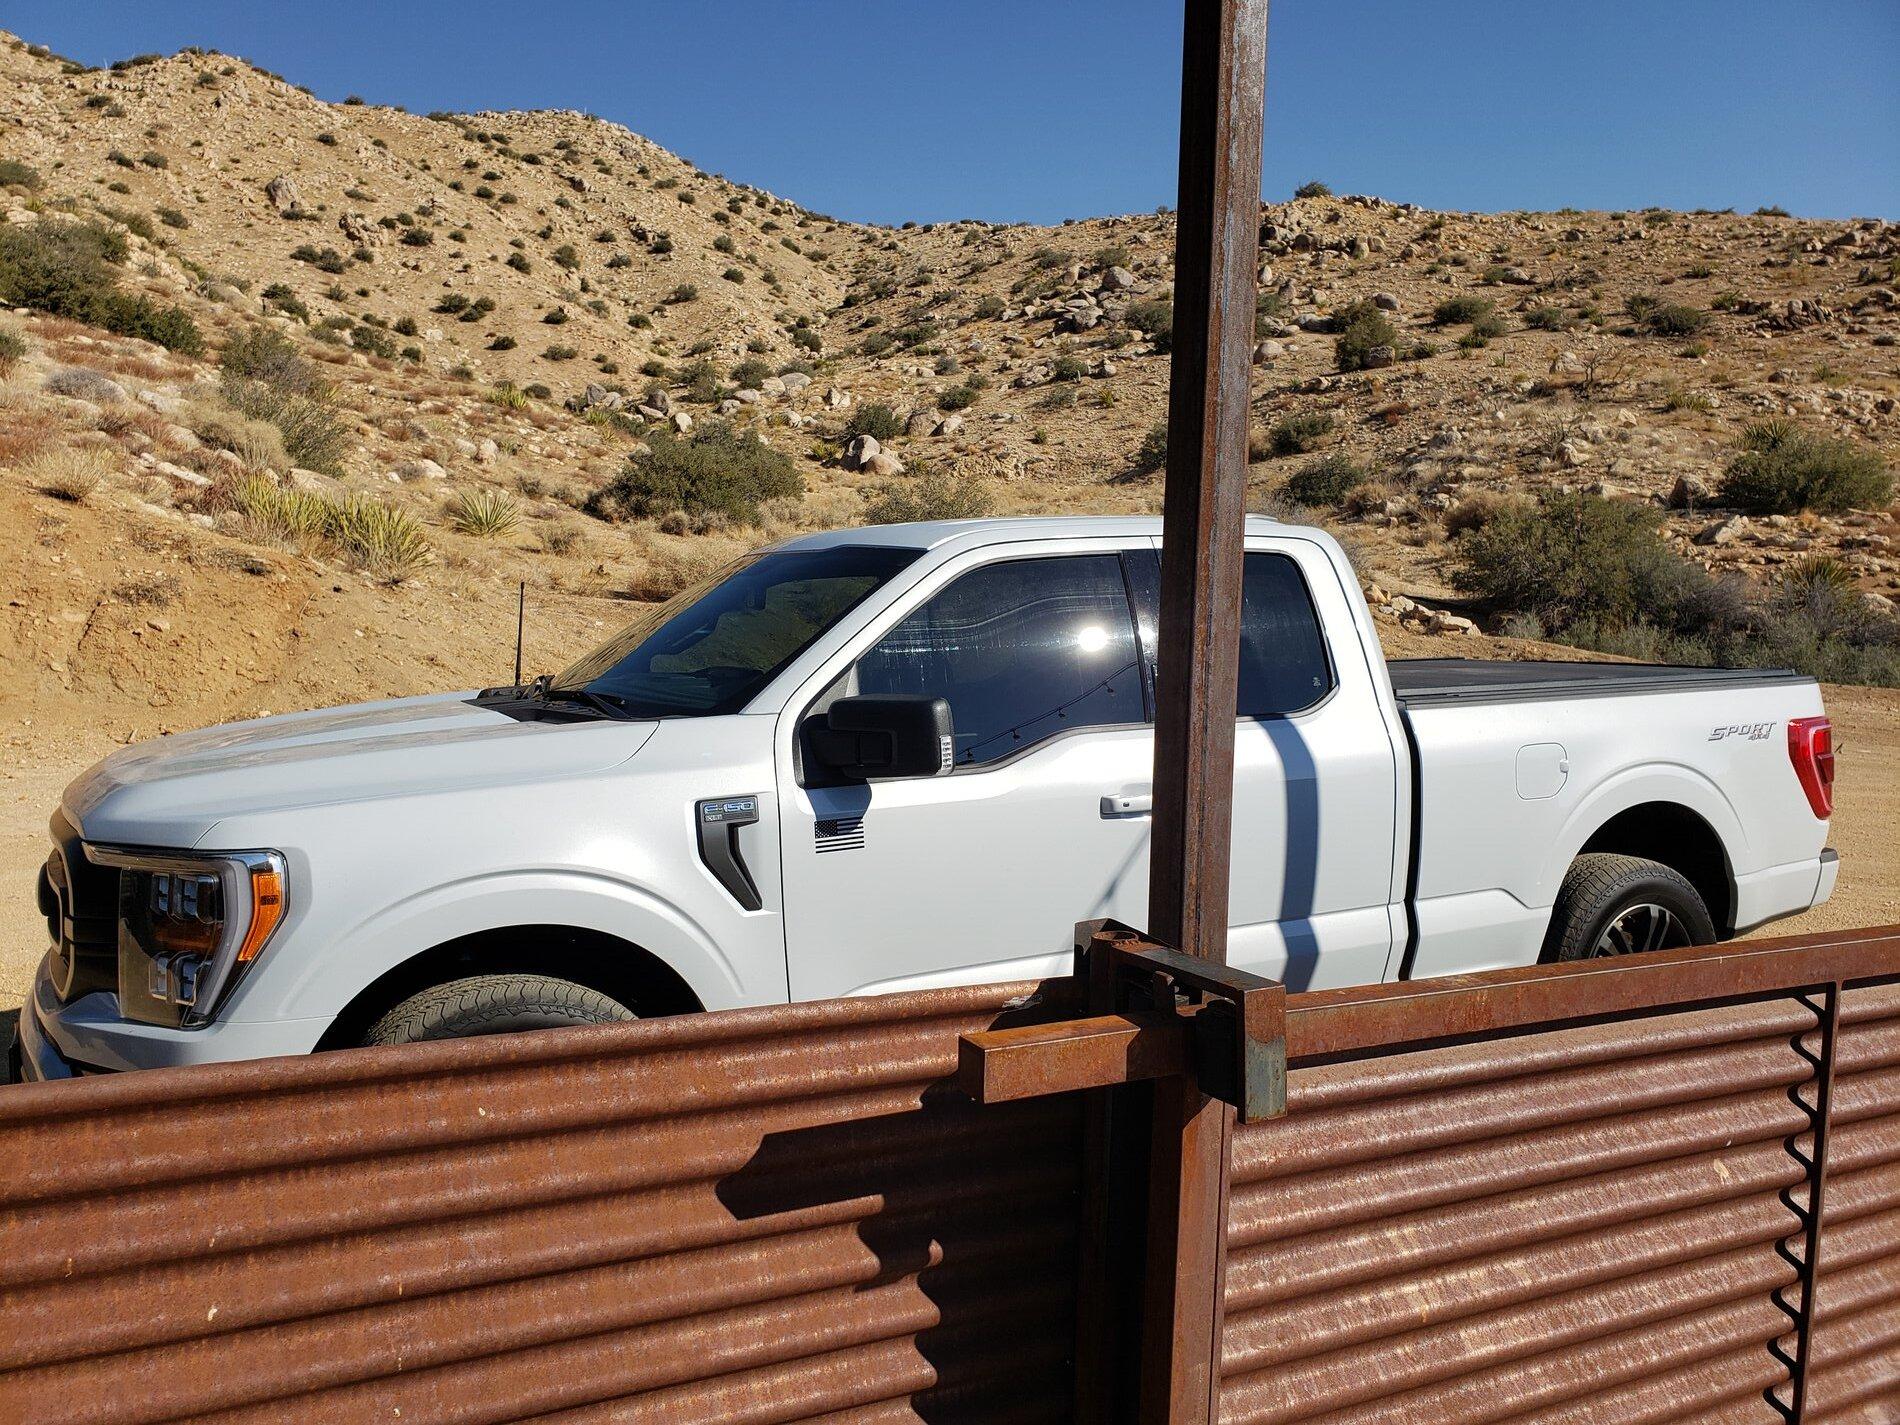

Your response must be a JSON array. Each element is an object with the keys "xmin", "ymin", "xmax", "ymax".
[
  {"xmin": 1101, "ymin": 265, "xmax": 1136, "ymax": 291},
  {"xmin": 1372, "ymin": 292, "xmax": 1400, "ymax": 312},
  {"xmin": 844, "ymin": 433, "xmax": 881, "ymax": 470},
  {"xmin": 265, "ymin": 175, "xmax": 303, "ymax": 216},
  {"xmin": 934, "ymin": 413, "xmax": 965, "ymax": 437},
  {"xmin": 864, "ymin": 451, "xmax": 906, "ymax": 478},
  {"xmin": 1667, "ymin": 473, "xmax": 1712, "ymax": 509},
  {"xmin": 1362, "ymin": 344, "xmax": 1396, "ymax": 369},
  {"xmin": 905, "ymin": 409, "xmax": 938, "ymax": 437}
]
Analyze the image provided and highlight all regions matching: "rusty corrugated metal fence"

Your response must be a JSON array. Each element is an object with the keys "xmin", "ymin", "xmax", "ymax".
[
  {"xmin": 2, "ymin": 929, "xmax": 1896, "ymax": 1423},
  {"xmin": 0, "ymin": 984, "xmax": 1083, "ymax": 1424},
  {"xmin": 1224, "ymin": 932, "xmax": 1900, "ymax": 1425}
]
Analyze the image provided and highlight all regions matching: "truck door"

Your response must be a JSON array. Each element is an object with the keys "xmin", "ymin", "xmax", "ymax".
[
  {"xmin": 775, "ymin": 545, "xmax": 1158, "ymax": 1000},
  {"xmin": 1131, "ymin": 539, "xmax": 1402, "ymax": 989}
]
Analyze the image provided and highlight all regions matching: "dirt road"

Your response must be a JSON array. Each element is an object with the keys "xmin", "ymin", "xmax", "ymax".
[{"xmin": 5, "ymin": 685, "xmax": 1894, "ymax": 1018}]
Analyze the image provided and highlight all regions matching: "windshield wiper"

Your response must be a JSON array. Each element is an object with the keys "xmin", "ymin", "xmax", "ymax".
[{"xmin": 536, "ymin": 683, "xmax": 636, "ymax": 721}]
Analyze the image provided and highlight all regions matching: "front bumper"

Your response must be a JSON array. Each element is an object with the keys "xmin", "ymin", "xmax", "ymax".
[
  {"xmin": 13, "ymin": 954, "xmax": 331, "ymax": 1079},
  {"xmin": 11, "ymin": 989, "xmax": 78, "ymax": 1082}
]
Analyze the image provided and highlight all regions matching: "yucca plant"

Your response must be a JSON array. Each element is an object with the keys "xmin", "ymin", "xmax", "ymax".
[
  {"xmin": 446, "ymin": 487, "xmax": 520, "ymax": 538},
  {"xmin": 234, "ymin": 475, "xmax": 330, "ymax": 542},
  {"xmin": 328, "ymin": 497, "xmax": 432, "ymax": 584},
  {"xmin": 486, "ymin": 382, "xmax": 530, "ymax": 410}
]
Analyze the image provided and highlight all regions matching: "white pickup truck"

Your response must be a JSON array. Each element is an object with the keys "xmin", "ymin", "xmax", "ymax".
[{"xmin": 14, "ymin": 515, "xmax": 1840, "ymax": 1080}]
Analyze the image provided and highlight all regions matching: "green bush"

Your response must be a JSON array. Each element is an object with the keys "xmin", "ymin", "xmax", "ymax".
[
  {"xmin": 938, "ymin": 384, "xmax": 980, "ymax": 412},
  {"xmin": 1052, "ymin": 354, "xmax": 1088, "ymax": 382},
  {"xmin": 1431, "ymin": 294, "xmax": 1494, "ymax": 326},
  {"xmin": 730, "ymin": 357, "xmax": 772, "ymax": 390},
  {"xmin": 1646, "ymin": 303, "xmax": 1708, "ymax": 337},
  {"xmin": 0, "ymin": 219, "xmax": 201, "ymax": 353},
  {"xmin": 1460, "ymin": 310, "xmax": 1509, "ymax": 347},
  {"xmin": 1282, "ymin": 452, "xmax": 1367, "ymax": 506},
  {"xmin": 1523, "ymin": 305, "xmax": 1571, "ymax": 331},
  {"xmin": 585, "ymin": 421, "xmax": 801, "ymax": 525},
  {"xmin": 0, "ymin": 324, "xmax": 26, "ymax": 374},
  {"xmin": 1452, "ymin": 492, "xmax": 1679, "ymax": 628},
  {"xmin": 1266, "ymin": 411, "xmax": 1334, "ymax": 456},
  {"xmin": 1294, "ymin": 180, "xmax": 1332, "ymax": 199},
  {"xmin": 846, "ymin": 403, "xmax": 904, "ymax": 442},
  {"xmin": 1125, "ymin": 297, "xmax": 1173, "ymax": 351},
  {"xmin": 863, "ymin": 462, "xmax": 993, "ymax": 523},
  {"xmin": 1333, "ymin": 300, "xmax": 1398, "ymax": 372},
  {"xmin": 551, "ymin": 243, "xmax": 580, "ymax": 270},
  {"xmin": 221, "ymin": 327, "xmax": 319, "ymax": 391},
  {"xmin": 219, "ymin": 331, "xmax": 348, "ymax": 475},
  {"xmin": 0, "ymin": 159, "xmax": 44, "ymax": 190},
  {"xmin": 681, "ymin": 358, "xmax": 721, "ymax": 403},
  {"xmin": 1717, "ymin": 419, "xmax": 1893, "ymax": 514}
]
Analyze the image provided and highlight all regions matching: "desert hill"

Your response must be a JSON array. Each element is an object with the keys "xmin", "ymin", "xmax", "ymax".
[{"xmin": 2, "ymin": 30, "xmax": 1898, "ymax": 996}]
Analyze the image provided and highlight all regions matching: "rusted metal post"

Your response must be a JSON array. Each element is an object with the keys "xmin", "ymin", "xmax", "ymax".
[{"xmin": 1143, "ymin": 0, "xmax": 1270, "ymax": 1420}]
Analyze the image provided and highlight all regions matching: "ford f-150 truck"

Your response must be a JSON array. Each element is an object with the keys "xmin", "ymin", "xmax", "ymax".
[{"xmin": 13, "ymin": 515, "xmax": 1840, "ymax": 1080}]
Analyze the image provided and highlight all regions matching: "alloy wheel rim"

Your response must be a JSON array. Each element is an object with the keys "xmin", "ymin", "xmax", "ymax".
[{"xmin": 1592, "ymin": 903, "xmax": 1690, "ymax": 958}]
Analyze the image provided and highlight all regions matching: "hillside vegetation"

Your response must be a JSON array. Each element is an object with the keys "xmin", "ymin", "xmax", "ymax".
[{"xmin": 0, "ymin": 28, "xmax": 1895, "ymax": 755}]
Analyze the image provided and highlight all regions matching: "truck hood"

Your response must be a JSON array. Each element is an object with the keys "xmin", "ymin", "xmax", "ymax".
[{"xmin": 63, "ymin": 692, "xmax": 657, "ymax": 847}]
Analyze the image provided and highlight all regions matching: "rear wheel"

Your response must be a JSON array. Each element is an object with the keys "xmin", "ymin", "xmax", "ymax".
[
  {"xmin": 362, "ymin": 973, "xmax": 636, "ymax": 1046},
  {"xmin": 1542, "ymin": 853, "xmax": 1717, "ymax": 963}
]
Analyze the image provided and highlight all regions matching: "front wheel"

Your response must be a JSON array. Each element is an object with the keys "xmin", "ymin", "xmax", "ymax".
[
  {"xmin": 1542, "ymin": 853, "xmax": 1717, "ymax": 963},
  {"xmin": 362, "ymin": 974, "xmax": 636, "ymax": 1046}
]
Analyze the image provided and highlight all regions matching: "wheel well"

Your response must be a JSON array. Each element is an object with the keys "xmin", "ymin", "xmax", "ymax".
[
  {"xmin": 1578, "ymin": 803, "xmax": 1734, "ymax": 934},
  {"xmin": 316, "ymin": 925, "xmax": 704, "ymax": 1050}
]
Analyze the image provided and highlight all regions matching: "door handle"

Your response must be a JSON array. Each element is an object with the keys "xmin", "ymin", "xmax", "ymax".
[{"xmin": 1100, "ymin": 792, "xmax": 1153, "ymax": 817}]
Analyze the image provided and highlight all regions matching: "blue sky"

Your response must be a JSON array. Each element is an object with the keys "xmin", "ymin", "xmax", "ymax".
[{"xmin": 7, "ymin": 1, "xmax": 1895, "ymax": 224}]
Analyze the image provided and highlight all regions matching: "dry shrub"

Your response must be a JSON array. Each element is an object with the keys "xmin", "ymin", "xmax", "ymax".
[
  {"xmin": 1443, "ymin": 489, "xmax": 1530, "ymax": 538},
  {"xmin": 0, "ymin": 405, "xmax": 57, "ymax": 465},
  {"xmin": 28, "ymin": 445, "xmax": 116, "ymax": 502},
  {"xmin": 622, "ymin": 530, "xmax": 727, "ymax": 601},
  {"xmin": 186, "ymin": 400, "xmax": 291, "ymax": 473},
  {"xmin": 112, "ymin": 571, "xmax": 182, "ymax": 606}
]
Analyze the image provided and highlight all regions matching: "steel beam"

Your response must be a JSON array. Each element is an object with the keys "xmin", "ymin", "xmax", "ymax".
[{"xmin": 1143, "ymin": 0, "xmax": 1270, "ymax": 1420}]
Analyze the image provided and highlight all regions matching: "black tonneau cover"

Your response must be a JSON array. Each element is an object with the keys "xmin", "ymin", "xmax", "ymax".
[{"xmin": 1390, "ymin": 658, "xmax": 1811, "ymax": 708}]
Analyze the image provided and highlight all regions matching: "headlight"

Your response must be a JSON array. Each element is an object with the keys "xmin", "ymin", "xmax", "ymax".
[{"xmin": 85, "ymin": 848, "xmax": 287, "ymax": 1028}]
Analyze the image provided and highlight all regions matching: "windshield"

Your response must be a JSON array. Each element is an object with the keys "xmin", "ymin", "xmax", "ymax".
[{"xmin": 553, "ymin": 545, "xmax": 920, "ymax": 717}]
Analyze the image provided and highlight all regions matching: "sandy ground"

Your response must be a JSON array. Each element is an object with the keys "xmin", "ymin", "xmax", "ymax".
[{"xmin": 4, "ymin": 684, "xmax": 1893, "ymax": 1021}]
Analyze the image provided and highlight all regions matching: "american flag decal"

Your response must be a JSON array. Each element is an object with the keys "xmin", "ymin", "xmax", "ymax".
[{"xmin": 815, "ymin": 816, "xmax": 865, "ymax": 853}]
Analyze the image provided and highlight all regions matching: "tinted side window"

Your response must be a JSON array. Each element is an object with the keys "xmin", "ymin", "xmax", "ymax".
[
  {"xmin": 855, "ymin": 555, "xmax": 1143, "ymax": 767},
  {"xmin": 1237, "ymin": 553, "xmax": 1333, "ymax": 715}
]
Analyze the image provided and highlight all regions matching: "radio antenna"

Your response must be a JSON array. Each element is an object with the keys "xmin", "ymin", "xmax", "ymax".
[{"xmin": 513, "ymin": 581, "xmax": 526, "ymax": 687}]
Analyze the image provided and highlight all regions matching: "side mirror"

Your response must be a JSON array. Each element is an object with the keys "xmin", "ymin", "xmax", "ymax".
[{"xmin": 810, "ymin": 694, "xmax": 954, "ymax": 780}]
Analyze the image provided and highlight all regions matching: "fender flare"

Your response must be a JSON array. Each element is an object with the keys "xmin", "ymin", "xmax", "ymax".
[
  {"xmin": 254, "ymin": 869, "xmax": 749, "ymax": 1025},
  {"xmin": 1532, "ymin": 764, "xmax": 1746, "ymax": 912}
]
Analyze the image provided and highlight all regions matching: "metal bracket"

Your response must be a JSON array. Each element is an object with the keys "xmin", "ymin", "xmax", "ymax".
[{"xmin": 959, "ymin": 920, "xmax": 1286, "ymax": 1122}]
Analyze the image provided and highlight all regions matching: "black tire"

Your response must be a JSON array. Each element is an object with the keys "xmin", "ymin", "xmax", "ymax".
[
  {"xmin": 362, "ymin": 974, "xmax": 636, "ymax": 1046},
  {"xmin": 1542, "ymin": 853, "xmax": 1717, "ymax": 963}
]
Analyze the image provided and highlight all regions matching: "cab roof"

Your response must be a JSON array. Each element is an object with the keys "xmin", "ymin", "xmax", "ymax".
[{"xmin": 769, "ymin": 513, "xmax": 1290, "ymax": 556}]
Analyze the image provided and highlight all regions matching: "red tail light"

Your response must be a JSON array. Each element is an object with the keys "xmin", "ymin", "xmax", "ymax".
[{"xmin": 1788, "ymin": 716, "xmax": 1835, "ymax": 819}]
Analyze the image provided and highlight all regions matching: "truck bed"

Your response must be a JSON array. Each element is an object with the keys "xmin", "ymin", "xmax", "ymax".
[{"xmin": 1389, "ymin": 658, "xmax": 1812, "ymax": 708}]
